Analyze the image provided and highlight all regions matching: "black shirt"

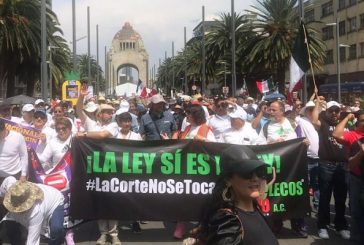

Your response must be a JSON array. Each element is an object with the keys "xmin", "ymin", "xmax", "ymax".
[
  {"xmin": 318, "ymin": 112, "xmax": 348, "ymax": 162},
  {"xmin": 237, "ymin": 209, "xmax": 278, "ymax": 245}
]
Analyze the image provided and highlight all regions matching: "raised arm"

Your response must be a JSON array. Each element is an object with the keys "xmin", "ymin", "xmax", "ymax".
[
  {"xmin": 333, "ymin": 113, "xmax": 355, "ymax": 144},
  {"xmin": 75, "ymin": 84, "xmax": 89, "ymax": 124}
]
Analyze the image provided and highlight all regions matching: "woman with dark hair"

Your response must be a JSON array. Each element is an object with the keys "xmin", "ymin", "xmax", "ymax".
[
  {"xmin": 188, "ymin": 148, "xmax": 278, "ymax": 245},
  {"xmin": 178, "ymin": 104, "xmax": 216, "ymax": 142}
]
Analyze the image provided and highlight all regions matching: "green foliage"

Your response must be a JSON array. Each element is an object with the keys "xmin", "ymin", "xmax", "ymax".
[{"xmin": 157, "ymin": 0, "xmax": 326, "ymax": 95}]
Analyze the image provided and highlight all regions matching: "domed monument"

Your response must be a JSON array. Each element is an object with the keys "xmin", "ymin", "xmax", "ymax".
[{"xmin": 106, "ymin": 22, "xmax": 149, "ymax": 96}]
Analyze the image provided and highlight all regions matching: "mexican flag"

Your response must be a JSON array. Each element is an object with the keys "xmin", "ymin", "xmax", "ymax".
[
  {"xmin": 256, "ymin": 80, "xmax": 270, "ymax": 93},
  {"xmin": 289, "ymin": 22, "xmax": 310, "ymax": 92}
]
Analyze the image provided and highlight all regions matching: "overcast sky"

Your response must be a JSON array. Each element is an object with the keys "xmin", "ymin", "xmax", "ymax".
[{"xmin": 52, "ymin": 0, "xmax": 256, "ymax": 77}]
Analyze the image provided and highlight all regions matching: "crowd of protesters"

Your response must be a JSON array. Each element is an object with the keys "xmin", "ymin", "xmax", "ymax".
[{"xmin": 0, "ymin": 84, "xmax": 362, "ymax": 245}]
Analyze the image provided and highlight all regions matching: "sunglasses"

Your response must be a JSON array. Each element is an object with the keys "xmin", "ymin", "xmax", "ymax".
[
  {"xmin": 328, "ymin": 108, "xmax": 340, "ymax": 114},
  {"xmin": 55, "ymin": 126, "xmax": 69, "ymax": 132},
  {"xmin": 238, "ymin": 166, "xmax": 267, "ymax": 180}
]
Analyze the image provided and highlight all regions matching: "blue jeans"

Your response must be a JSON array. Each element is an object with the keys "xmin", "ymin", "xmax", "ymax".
[
  {"xmin": 349, "ymin": 174, "xmax": 364, "ymax": 243},
  {"xmin": 317, "ymin": 161, "xmax": 348, "ymax": 231},
  {"xmin": 307, "ymin": 158, "xmax": 320, "ymax": 208},
  {"xmin": 49, "ymin": 205, "xmax": 65, "ymax": 245}
]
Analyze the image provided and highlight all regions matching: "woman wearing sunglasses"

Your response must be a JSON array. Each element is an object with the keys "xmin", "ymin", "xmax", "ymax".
[{"xmin": 190, "ymin": 147, "xmax": 278, "ymax": 245}]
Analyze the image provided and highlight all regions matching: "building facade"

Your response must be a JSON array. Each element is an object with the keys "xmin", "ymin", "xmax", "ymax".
[{"xmin": 306, "ymin": 0, "xmax": 364, "ymax": 101}]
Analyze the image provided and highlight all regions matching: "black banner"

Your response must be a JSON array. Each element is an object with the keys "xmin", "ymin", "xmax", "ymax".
[{"xmin": 70, "ymin": 138, "xmax": 309, "ymax": 221}]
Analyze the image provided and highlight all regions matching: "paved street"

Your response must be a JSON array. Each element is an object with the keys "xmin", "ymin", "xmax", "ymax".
[{"xmin": 66, "ymin": 211, "xmax": 358, "ymax": 245}]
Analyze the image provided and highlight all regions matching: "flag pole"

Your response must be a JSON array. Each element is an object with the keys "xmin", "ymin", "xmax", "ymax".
[{"xmin": 301, "ymin": 22, "xmax": 318, "ymax": 94}]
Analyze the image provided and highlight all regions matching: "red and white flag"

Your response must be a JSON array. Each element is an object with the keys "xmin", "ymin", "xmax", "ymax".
[{"xmin": 256, "ymin": 80, "xmax": 269, "ymax": 93}]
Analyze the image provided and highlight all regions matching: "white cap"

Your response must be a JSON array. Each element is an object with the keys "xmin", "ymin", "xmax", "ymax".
[
  {"xmin": 229, "ymin": 109, "xmax": 247, "ymax": 121},
  {"xmin": 150, "ymin": 94, "xmax": 166, "ymax": 104},
  {"xmin": 84, "ymin": 101, "xmax": 99, "ymax": 113},
  {"xmin": 119, "ymin": 100, "xmax": 130, "ymax": 112},
  {"xmin": 22, "ymin": 104, "xmax": 34, "ymax": 112},
  {"xmin": 327, "ymin": 101, "xmax": 341, "ymax": 109},
  {"xmin": 34, "ymin": 99, "xmax": 45, "ymax": 105},
  {"xmin": 116, "ymin": 100, "xmax": 130, "ymax": 115},
  {"xmin": 299, "ymin": 101, "xmax": 315, "ymax": 115}
]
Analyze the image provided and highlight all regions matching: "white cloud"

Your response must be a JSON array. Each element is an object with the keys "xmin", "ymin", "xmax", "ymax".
[{"xmin": 52, "ymin": 0, "xmax": 256, "ymax": 78}]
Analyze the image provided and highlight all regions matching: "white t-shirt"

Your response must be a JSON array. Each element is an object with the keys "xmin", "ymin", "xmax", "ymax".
[
  {"xmin": 221, "ymin": 122, "xmax": 259, "ymax": 145},
  {"xmin": 10, "ymin": 116, "xmax": 22, "ymax": 124},
  {"xmin": 295, "ymin": 116, "xmax": 319, "ymax": 158},
  {"xmin": 4, "ymin": 184, "xmax": 64, "ymax": 245},
  {"xmin": 182, "ymin": 125, "xmax": 216, "ymax": 142},
  {"xmin": 116, "ymin": 131, "xmax": 142, "ymax": 140},
  {"xmin": 256, "ymin": 118, "xmax": 297, "ymax": 144},
  {"xmin": 0, "ymin": 131, "xmax": 28, "ymax": 177},
  {"xmin": 208, "ymin": 114, "xmax": 231, "ymax": 141},
  {"xmin": 38, "ymin": 135, "xmax": 72, "ymax": 172},
  {"xmin": 83, "ymin": 117, "xmax": 119, "ymax": 137}
]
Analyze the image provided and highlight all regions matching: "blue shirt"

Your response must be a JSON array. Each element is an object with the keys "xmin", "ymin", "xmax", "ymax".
[{"xmin": 139, "ymin": 110, "xmax": 177, "ymax": 140}]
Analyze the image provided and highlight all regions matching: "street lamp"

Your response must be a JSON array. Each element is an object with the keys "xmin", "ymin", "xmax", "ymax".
[
  {"xmin": 48, "ymin": 46, "xmax": 61, "ymax": 99},
  {"xmin": 326, "ymin": 18, "xmax": 349, "ymax": 103}
]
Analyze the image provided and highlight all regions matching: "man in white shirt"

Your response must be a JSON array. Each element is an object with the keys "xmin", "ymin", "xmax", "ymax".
[
  {"xmin": 208, "ymin": 99, "xmax": 231, "ymax": 141},
  {"xmin": 256, "ymin": 100, "xmax": 297, "ymax": 144},
  {"xmin": 296, "ymin": 100, "xmax": 320, "ymax": 210},
  {"xmin": 0, "ymin": 120, "xmax": 28, "ymax": 181},
  {"xmin": 0, "ymin": 177, "xmax": 64, "ymax": 245},
  {"xmin": 76, "ymin": 85, "xmax": 118, "ymax": 138},
  {"xmin": 221, "ymin": 109, "xmax": 259, "ymax": 145}
]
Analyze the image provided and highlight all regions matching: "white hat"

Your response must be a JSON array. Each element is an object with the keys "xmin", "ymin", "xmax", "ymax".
[
  {"xmin": 327, "ymin": 101, "xmax": 341, "ymax": 109},
  {"xmin": 97, "ymin": 104, "xmax": 115, "ymax": 114},
  {"xmin": 84, "ymin": 101, "xmax": 99, "ymax": 113},
  {"xmin": 119, "ymin": 100, "xmax": 130, "ymax": 112},
  {"xmin": 22, "ymin": 104, "xmax": 34, "ymax": 112},
  {"xmin": 229, "ymin": 109, "xmax": 247, "ymax": 121},
  {"xmin": 150, "ymin": 94, "xmax": 166, "ymax": 104},
  {"xmin": 34, "ymin": 99, "xmax": 45, "ymax": 105},
  {"xmin": 299, "ymin": 101, "xmax": 315, "ymax": 115},
  {"xmin": 115, "ymin": 100, "xmax": 130, "ymax": 115}
]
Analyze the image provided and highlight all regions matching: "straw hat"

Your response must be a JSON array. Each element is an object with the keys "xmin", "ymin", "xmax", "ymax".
[{"xmin": 3, "ymin": 181, "xmax": 44, "ymax": 213}]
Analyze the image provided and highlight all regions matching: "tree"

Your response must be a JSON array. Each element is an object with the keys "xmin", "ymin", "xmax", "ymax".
[
  {"xmin": 0, "ymin": 0, "xmax": 71, "ymax": 97},
  {"xmin": 244, "ymin": 0, "xmax": 325, "ymax": 93},
  {"xmin": 76, "ymin": 54, "xmax": 103, "ymax": 89}
]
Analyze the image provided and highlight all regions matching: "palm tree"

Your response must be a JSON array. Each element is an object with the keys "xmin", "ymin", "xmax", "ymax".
[
  {"xmin": 0, "ymin": 0, "xmax": 71, "ymax": 97},
  {"xmin": 0, "ymin": 0, "xmax": 40, "ymax": 97},
  {"xmin": 244, "ymin": 0, "xmax": 325, "ymax": 93},
  {"xmin": 76, "ymin": 54, "xmax": 103, "ymax": 83}
]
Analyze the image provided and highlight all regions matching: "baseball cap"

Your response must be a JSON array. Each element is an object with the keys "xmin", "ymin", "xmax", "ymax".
[
  {"xmin": 34, "ymin": 110, "xmax": 47, "ymax": 119},
  {"xmin": 98, "ymin": 96, "xmax": 106, "ymax": 101},
  {"xmin": 84, "ymin": 101, "xmax": 99, "ymax": 113},
  {"xmin": 34, "ymin": 99, "xmax": 45, "ymax": 105},
  {"xmin": 221, "ymin": 146, "xmax": 266, "ymax": 178},
  {"xmin": 229, "ymin": 109, "xmax": 247, "ymax": 121},
  {"xmin": 22, "ymin": 104, "xmax": 35, "ymax": 112},
  {"xmin": 327, "ymin": 101, "xmax": 341, "ymax": 109},
  {"xmin": 150, "ymin": 94, "xmax": 166, "ymax": 104},
  {"xmin": 97, "ymin": 104, "xmax": 115, "ymax": 114}
]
